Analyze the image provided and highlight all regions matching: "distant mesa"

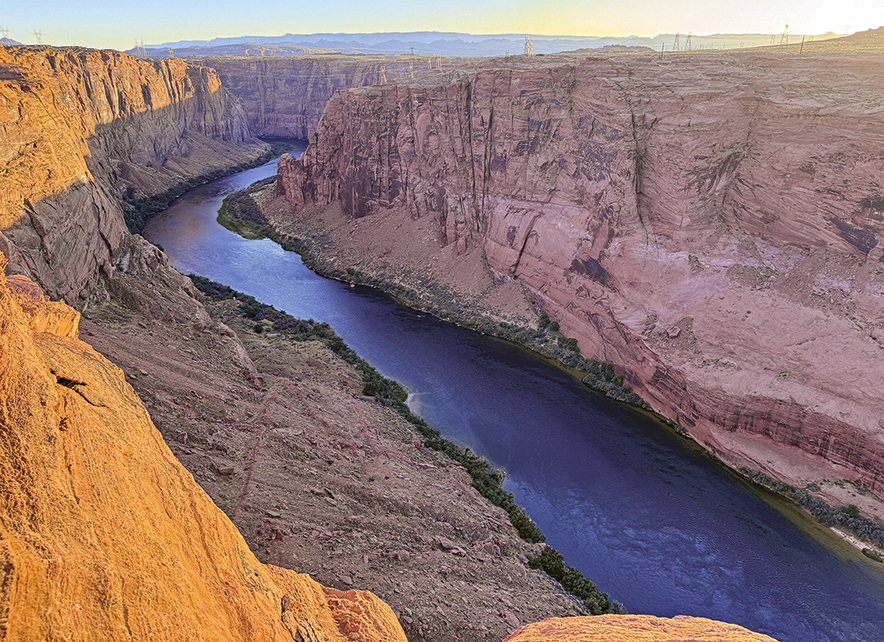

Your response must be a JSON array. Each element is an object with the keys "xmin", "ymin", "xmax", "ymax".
[{"xmin": 129, "ymin": 30, "xmax": 851, "ymax": 58}]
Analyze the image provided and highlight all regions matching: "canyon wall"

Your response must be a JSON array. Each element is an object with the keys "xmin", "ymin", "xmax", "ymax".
[
  {"xmin": 0, "ymin": 252, "xmax": 406, "ymax": 641},
  {"xmin": 0, "ymin": 46, "xmax": 268, "ymax": 303},
  {"xmin": 195, "ymin": 55, "xmax": 458, "ymax": 139},
  {"xmin": 278, "ymin": 51, "xmax": 884, "ymax": 493}
]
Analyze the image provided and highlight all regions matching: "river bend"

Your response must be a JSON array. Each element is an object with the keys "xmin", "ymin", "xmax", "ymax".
[{"xmin": 144, "ymin": 151, "xmax": 884, "ymax": 642}]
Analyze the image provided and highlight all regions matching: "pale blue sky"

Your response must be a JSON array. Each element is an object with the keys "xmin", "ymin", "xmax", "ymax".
[{"xmin": 5, "ymin": 0, "xmax": 881, "ymax": 50}]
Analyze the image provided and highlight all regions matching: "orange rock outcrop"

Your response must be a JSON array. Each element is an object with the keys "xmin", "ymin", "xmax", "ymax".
[
  {"xmin": 0, "ymin": 46, "xmax": 266, "ymax": 302},
  {"xmin": 0, "ymin": 251, "xmax": 405, "ymax": 641},
  {"xmin": 504, "ymin": 615, "xmax": 779, "ymax": 641},
  {"xmin": 0, "ymin": 46, "xmax": 251, "ymax": 228}
]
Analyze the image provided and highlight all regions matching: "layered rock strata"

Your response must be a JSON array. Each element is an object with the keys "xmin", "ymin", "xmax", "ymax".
[
  {"xmin": 0, "ymin": 250, "xmax": 406, "ymax": 641},
  {"xmin": 277, "ymin": 51, "xmax": 884, "ymax": 493},
  {"xmin": 193, "ymin": 55, "xmax": 453, "ymax": 139},
  {"xmin": 0, "ymin": 46, "xmax": 267, "ymax": 303}
]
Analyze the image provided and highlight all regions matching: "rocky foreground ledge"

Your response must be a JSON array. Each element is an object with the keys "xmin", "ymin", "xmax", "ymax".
[
  {"xmin": 0, "ymin": 250, "xmax": 405, "ymax": 640},
  {"xmin": 505, "ymin": 615, "xmax": 778, "ymax": 641}
]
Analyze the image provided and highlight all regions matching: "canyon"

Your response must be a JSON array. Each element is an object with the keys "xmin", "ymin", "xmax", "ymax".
[
  {"xmin": 0, "ymin": 45, "xmax": 270, "ymax": 305},
  {"xmin": 2, "ymin": 37, "xmax": 871, "ymax": 640},
  {"xmin": 0, "ymin": 45, "xmax": 595, "ymax": 642},
  {"xmin": 275, "ymin": 43, "xmax": 884, "ymax": 501},
  {"xmin": 194, "ymin": 54, "xmax": 458, "ymax": 139}
]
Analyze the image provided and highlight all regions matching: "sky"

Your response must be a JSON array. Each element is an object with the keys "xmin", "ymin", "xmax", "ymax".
[{"xmin": 4, "ymin": 0, "xmax": 882, "ymax": 50}]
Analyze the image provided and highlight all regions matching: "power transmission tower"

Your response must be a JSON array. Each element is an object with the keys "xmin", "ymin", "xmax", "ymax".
[
  {"xmin": 168, "ymin": 48, "xmax": 174, "ymax": 58},
  {"xmin": 33, "ymin": 30, "xmax": 42, "ymax": 44},
  {"xmin": 779, "ymin": 24, "xmax": 789, "ymax": 45},
  {"xmin": 673, "ymin": 32, "xmax": 680, "ymax": 52},
  {"xmin": 409, "ymin": 60, "xmax": 414, "ymax": 80},
  {"xmin": 1, "ymin": 26, "xmax": 9, "ymax": 40},
  {"xmin": 524, "ymin": 35, "xmax": 533, "ymax": 56},
  {"xmin": 380, "ymin": 65, "xmax": 387, "ymax": 84},
  {"xmin": 436, "ymin": 54, "xmax": 442, "ymax": 70},
  {"xmin": 133, "ymin": 39, "xmax": 146, "ymax": 57},
  {"xmin": 685, "ymin": 32, "xmax": 692, "ymax": 51}
]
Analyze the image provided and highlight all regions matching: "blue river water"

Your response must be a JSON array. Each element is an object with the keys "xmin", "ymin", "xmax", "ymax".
[{"xmin": 144, "ymin": 151, "xmax": 884, "ymax": 642}]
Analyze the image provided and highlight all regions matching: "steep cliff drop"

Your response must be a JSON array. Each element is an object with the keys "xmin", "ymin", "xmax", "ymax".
[
  {"xmin": 0, "ymin": 250, "xmax": 406, "ymax": 641},
  {"xmin": 276, "ymin": 50, "xmax": 884, "ymax": 495},
  {"xmin": 0, "ymin": 46, "xmax": 269, "ymax": 305},
  {"xmin": 195, "ymin": 55, "xmax": 460, "ymax": 139}
]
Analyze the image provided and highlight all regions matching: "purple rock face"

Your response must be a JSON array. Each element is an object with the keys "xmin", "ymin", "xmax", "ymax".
[{"xmin": 279, "ymin": 52, "xmax": 884, "ymax": 493}]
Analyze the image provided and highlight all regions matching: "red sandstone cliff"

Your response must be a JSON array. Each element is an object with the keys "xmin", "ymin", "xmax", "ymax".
[
  {"xmin": 194, "ymin": 54, "xmax": 467, "ymax": 139},
  {"xmin": 277, "ymin": 51, "xmax": 884, "ymax": 493},
  {"xmin": 0, "ymin": 250, "xmax": 406, "ymax": 641},
  {"xmin": 0, "ymin": 46, "xmax": 268, "ymax": 303}
]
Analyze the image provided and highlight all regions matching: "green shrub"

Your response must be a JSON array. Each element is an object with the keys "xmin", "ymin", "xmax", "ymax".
[
  {"xmin": 738, "ymin": 468, "xmax": 884, "ymax": 549},
  {"xmin": 862, "ymin": 548, "xmax": 884, "ymax": 563},
  {"xmin": 528, "ymin": 547, "xmax": 622, "ymax": 615}
]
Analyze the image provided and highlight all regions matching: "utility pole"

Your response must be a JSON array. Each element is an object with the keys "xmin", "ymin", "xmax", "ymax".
[
  {"xmin": 799, "ymin": 34, "xmax": 806, "ymax": 53},
  {"xmin": 780, "ymin": 24, "xmax": 789, "ymax": 46}
]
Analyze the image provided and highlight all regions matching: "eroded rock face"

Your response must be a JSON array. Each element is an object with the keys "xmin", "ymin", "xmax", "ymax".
[
  {"xmin": 196, "ymin": 55, "xmax": 465, "ymax": 139},
  {"xmin": 195, "ymin": 56, "xmax": 390, "ymax": 139},
  {"xmin": 0, "ymin": 46, "xmax": 266, "ymax": 303},
  {"xmin": 504, "ymin": 615, "xmax": 778, "ymax": 641},
  {"xmin": 278, "ymin": 51, "xmax": 884, "ymax": 492},
  {"xmin": 0, "ymin": 250, "xmax": 406, "ymax": 641}
]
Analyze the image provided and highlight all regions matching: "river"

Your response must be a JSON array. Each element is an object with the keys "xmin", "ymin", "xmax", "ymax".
[{"xmin": 144, "ymin": 149, "xmax": 884, "ymax": 642}]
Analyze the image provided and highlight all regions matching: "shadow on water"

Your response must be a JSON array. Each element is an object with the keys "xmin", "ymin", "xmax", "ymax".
[{"xmin": 144, "ymin": 152, "xmax": 884, "ymax": 642}]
